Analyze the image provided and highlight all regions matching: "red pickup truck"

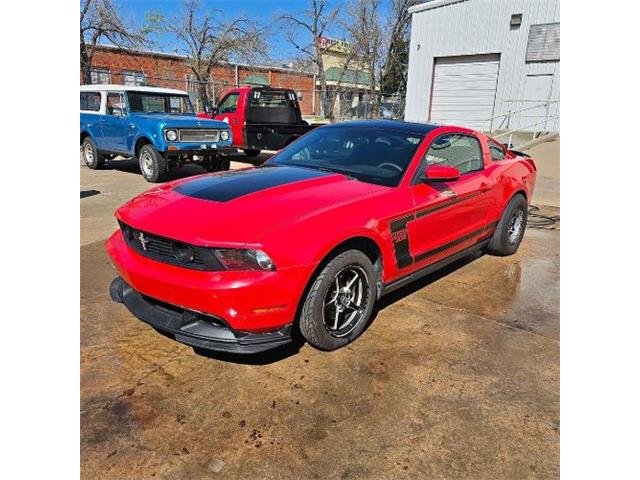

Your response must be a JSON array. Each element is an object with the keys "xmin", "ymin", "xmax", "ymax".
[{"xmin": 198, "ymin": 86, "xmax": 318, "ymax": 157}]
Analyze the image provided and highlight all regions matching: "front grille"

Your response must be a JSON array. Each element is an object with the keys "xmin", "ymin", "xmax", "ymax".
[
  {"xmin": 179, "ymin": 129, "xmax": 219, "ymax": 143},
  {"xmin": 119, "ymin": 221, "xmax": 222, "ymax": 271}
]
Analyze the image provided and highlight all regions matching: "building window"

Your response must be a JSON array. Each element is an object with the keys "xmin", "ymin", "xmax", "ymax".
[
  {"xmin": 122, "ymin": 70, "xmax": 145, "ymax": 86},
  {"xmin": 90, "ymin": 67, "xmax": 111, "ymax": 84},
  {"xmin": 526, "ymin": 23, "xmax": 560, "ymax": 62},
  {"xmin": 185, "ymin": 74, "xmax": 199, "ymax": 93}
]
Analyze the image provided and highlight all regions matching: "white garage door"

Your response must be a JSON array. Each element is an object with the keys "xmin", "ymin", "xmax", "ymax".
[{"xmin": 429, "ymin": 54, "xmax": 500, "ymax": 131}]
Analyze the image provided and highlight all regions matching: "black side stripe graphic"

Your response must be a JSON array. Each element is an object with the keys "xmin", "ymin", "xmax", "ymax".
[
  {"xmin": 413, "ymin": 221, "xmax": 498, "ymax": 263},
  {"xmin": 390, "ymin": 189, "xmax": 492, "ymax": 269}
]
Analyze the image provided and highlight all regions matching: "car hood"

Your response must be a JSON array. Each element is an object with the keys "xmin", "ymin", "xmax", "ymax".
[
  {"xmin": 131, "ymin": 113, "xmax": 228, "ymax": 129},
  {"xmin": 116, "ymin": 166, "xmax": 389, "ymax": 246}
]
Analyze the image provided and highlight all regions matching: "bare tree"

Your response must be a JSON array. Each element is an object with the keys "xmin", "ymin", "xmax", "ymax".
[
  {"xmin": 80, "ymin": 0, "xmax": 146, "ymax": 84},
  {"xmin": 344, "ymin": 0, "xmax": 384, "ymax": 118},
  {"xmin": 279, "ymin": 0, "xmax": 338, "ymax": 118},
  {"xmin": 380, "ymin": 0, "xmax": 420, "ymax": 100},
  {"xmin": 148, "ymin": 0, "xmax": 267, "ymax": 110}
]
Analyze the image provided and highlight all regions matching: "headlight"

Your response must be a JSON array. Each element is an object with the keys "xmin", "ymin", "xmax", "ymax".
[
  {"xmin": 213, "ymin": 249, "xmax": 275, "ymax": 271},
  {"xmin": 220, "ymin": 130, "xmax": 230, "ymax": 141},
  {"xmin": 165, "ymin": 129, "xmax": 178, "ymax": 141}
]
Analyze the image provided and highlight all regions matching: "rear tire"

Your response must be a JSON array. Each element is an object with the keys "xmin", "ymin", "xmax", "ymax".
[
  {"xmin": 299, "ymin": 250, "xmax": 377, "ymax": 351},
  {"xmin": 485, "ymin": 194, "xmax": 528, "ymax": 256},
  {"xmin": 243, "ymin": 149, "xmax": 261, "ymax": 157},
  {"xmin": 81, "ymin": 137, "xmax": 105, "ymax": 169},
  {"xmin": 138, "ymin": 144, "xmax": 168, "ymax": 183}
]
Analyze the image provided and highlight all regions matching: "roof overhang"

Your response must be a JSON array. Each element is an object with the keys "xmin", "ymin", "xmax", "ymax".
[
  {"xmin": 80, "ymin": 84, "xmax": 189, "ymax": 95},
  {"xmin": 409, "ymin": 0, "xmax": 469, "ymax": 14}
]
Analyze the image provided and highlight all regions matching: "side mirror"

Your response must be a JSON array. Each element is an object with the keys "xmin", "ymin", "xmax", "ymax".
[
  {"xmin": 112, "ymin": 106, "xmax": 126, "ymax": 117},
  {"xmin": 422, "ymin": 165, "xmax": 460, "ymax": 183}
]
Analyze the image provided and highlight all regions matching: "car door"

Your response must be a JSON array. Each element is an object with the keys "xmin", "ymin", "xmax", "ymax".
[
  {"xmin": 214, "ymin": 92, "xmax": 242, "ymax": 146},
  {"xmin": 405, "ymin": 132, "xmax": 496, "ymax": 267},
  {"xmin": 99, "ymin": 91, "xmax": 129, "ymax": 152}
]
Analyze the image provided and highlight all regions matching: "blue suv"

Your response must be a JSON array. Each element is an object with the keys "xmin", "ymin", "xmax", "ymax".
[{"xmin": 80, "ymin": 85, "xmax": 233, "ymax": 182}]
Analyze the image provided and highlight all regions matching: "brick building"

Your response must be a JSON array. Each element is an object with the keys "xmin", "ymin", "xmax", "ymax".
[{"xmin": 82, "ymin": 45, "xmax": 318, "ymax": 115}]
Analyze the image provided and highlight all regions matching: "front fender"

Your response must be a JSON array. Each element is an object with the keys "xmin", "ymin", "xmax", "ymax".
[
  {"xmin": 131, "ymin": 132, "xmax": 165, "ymax": 154},
  {"xmin": 310, "ymin": 227, "xmax": 387, "ymax": 271}
]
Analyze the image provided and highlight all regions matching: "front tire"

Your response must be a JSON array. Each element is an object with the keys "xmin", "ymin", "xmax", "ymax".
[
  {"xmin": 299, "ymin": 250, "xmax": 377, "ymax": 351},
  {"xmin": 485, "ymin": 194, "xmax": 528, "ymax": 256},
  {"xmin": 138, "ymin": 144, "xmax": 168, "ymax": 183},
  {"xmin": 82, "ymin": 137, "xmax": 105, "ymax": 169},
  {"xmin": 243, "ymin": 149, "xmax": 261, "ymax": 157}
]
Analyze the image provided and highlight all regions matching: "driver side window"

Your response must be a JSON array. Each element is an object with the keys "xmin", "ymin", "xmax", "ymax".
[
  {"xmin": 424, "ymin": 134, "xmax": 483, "ymax": 175},
  {"xmin": 217, "ymin": 93, "xmax": 239, "ymax": 114},
  {"xmin": 106, "ymin": 92, "xmax": 126, "ymax": 116}
]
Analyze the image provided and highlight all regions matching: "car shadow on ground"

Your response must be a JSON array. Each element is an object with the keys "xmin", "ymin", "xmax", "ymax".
[
  {"xmin": 105, "ymin": 158, "xmax": 209, "ymax": 181},
  {"xmin": 192, "ymin": 251, "xmax": 483, "ymax": 366},
  {"xmin": 80, "ymin": 190, "xmax": 100, "ymax": 199}
]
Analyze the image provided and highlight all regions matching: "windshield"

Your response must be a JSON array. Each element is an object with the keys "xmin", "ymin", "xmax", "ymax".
[
  {"xmin": 269, "ymin": 126, "xmax": 424, "ymax": 187},
  {"xmin": 127, "ymin": 92, "xmax": 194, "ymax": 114}
]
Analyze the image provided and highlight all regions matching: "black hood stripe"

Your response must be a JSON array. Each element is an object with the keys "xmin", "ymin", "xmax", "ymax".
[{"xmin": 174, "ymin": 166, "xmax": 331, "ymax": 202}]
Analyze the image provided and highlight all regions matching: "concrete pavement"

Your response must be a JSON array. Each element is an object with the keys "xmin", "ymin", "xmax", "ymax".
[{"xmin": 80, "ymin": 149, "xmax": 559, "ymax": 479}]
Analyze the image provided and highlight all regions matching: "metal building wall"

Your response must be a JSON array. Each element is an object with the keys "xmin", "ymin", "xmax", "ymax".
[{"xmin": 405, "ymin": 0, "xmax": 559, "ymax": 131}]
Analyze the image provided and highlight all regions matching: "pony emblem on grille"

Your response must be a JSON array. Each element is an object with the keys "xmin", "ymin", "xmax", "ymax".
[{"xmin": 138, "ymin": 232, "xmax": 148, "ymax": 251}]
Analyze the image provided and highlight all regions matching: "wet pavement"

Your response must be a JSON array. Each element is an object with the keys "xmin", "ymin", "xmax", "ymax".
[{"xmin": 81, "ymin": 155, "xmax": 559, "ymax": 479}]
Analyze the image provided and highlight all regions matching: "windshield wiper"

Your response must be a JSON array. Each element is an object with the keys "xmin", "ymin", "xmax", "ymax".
[
  {"xmin": 271, "ymin": 162, "xmax": 359, "ymax": 181},
  {"xmin": 313, "ymin": 166, "xmax": 359, "ymax": 181}
]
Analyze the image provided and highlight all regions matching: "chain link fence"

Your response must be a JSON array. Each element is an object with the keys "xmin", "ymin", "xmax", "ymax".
[{"xmin": 89, "ymin": 69, "xmax": 406, "ymax": 122}]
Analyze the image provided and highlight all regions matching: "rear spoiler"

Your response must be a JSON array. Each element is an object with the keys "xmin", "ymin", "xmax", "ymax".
[{"xmin": 508, "ymin": 149, "xmax": 530, "ymax": 158}]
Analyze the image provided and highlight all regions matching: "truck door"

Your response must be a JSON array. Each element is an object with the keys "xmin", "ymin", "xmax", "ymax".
[
  {"xmin": 100, "ymin": 91, "xmax": 129, "ymax": 152},
  {"xmin": 214, "ymin": 92, "xmax": 243, "ymax": 147}
]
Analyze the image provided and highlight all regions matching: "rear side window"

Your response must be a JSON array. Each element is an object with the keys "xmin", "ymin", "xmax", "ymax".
[
  {"xmin": 489, "ymin": 140, "xmax": 506, "ymax": 161},
  {"xmin": 80, "ymin": 91, "xmax": 101, "ymax": 112},
  {"xmin": 424, "ymin": 134, "xmax": 483, "ymax": 175}
]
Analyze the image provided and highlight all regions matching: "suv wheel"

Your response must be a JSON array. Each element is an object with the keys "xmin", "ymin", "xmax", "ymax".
[
  {"xmin": 299, "ymin": 250, "xmax": 377, "ymax": 351},
  {"xmin": 485, "ymin": 194, "xmax": 528, "ymax": 256},
  {"xmin": 138, "ymin": 144, "xmax": 168, "ymax": 183},
  {"xmin": 82, "ymin": 137, "xmax": 105, "ymax": 169}
]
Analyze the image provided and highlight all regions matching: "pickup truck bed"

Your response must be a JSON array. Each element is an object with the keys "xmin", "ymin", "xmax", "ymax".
[{"xmin": 201, "ymin": 86, "xmax": 320, "ymax": 154}]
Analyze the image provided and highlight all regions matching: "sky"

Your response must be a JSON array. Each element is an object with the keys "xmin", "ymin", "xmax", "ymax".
[{"xmin": 117, "ymin": 0, "xmax": 393, "ymax": 62}]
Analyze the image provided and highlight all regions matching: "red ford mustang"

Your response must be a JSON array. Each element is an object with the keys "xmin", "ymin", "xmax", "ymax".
[{"xmin": 107, "ymin": 120, "xmax": 536, "ymax": 354}]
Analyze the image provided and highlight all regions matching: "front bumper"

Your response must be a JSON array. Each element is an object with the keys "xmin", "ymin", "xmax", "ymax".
[
  {"xmin": 106, "ymin": 231, "xmax": 308, "ymax": 331},
  {"xmin": 163, "ymin": 142, "xmax": 235, "ymax": 156},
  {"xmin": 110, "ymin": 277, "xmax": 292, "ymax": 354}
]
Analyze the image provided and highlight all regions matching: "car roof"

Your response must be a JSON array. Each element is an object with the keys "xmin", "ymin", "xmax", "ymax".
[
  {"xmin": 323, "ymin": 119, "xmax": 440, "ymax": 135},
  {"xmin": 80, "ymin": 84, "xmax": 188, "ymax": 95}
]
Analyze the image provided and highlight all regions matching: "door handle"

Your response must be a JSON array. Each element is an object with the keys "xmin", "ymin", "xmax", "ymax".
[{"xmin": 129, "ymin": 123, "xmax": 136, "ymax": 128}]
